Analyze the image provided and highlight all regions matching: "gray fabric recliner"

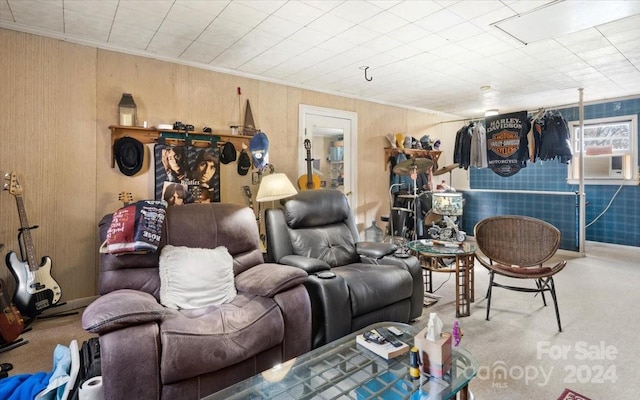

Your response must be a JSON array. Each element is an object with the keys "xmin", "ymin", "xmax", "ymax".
[
  {"xmin": 265, "ymin": 189, "xmax": 423, "ymax": 348},
  {"xmin": 82, "ymin": 202, "xmax": 312, "ymax": 400}
]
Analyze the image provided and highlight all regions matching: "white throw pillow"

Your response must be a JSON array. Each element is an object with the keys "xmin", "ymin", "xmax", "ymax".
[{"xmin": 159, "ymin": 245, "xmax": 237, "ymax": 309}]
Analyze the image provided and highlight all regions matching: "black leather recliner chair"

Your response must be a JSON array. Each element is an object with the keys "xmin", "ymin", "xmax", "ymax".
[{"xmin": 265, "ymin": 189, "xmax": 423, "ymax": 348}]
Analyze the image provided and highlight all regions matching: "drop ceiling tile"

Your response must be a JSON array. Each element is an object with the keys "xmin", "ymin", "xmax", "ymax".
[
  {"xmin": 64, "ymin": 0, "xmax": 118, "ymax": 17},
  {"xmin": 383, "ymin": 44, "xmax": 424, "ymax": 60},
  {"xmin": 555, "ymin": 29, "xmax": 612, "ymax": 53},
  {"xmin": 238, "ymin": 57, "xmax": 281, "ymax": 75},
  {"xmin": 502, "ymin": 0, "xmax": 556, "ymax": 15},
  {"xmin": 430, "ymin": 42, "xmax": 467, "ymax": 58},
  {"xmin": 361, "ymin": 34, "xmax": 402, "ymax": 53},
  {"xmin": 147, "ymin": 31, "xmax": 193, "ymax": 58},
  {"xmin": 438, "ymin": 21, "xmax": 484, "ymax": 42},
  {"xmin": 237, "ymin": 0, "xmax": 286, "ymax": 14},
  {"xmin": 300, "ymin": 0, "xmax": 342, "ymax": 13},
  {"xmin": 386, "ymin": 22, "xmax": 431, "ymax": 43},
  {"xmin": 216, "ymin": 1, "xmax": 269, "ymax": 27},
  {"xmin": 114, "ymin": 4, "xmax": 165, "ymax": 32},
  {"xmin": 8, "ymin": 0, "xmax": 63, "ymax": 31},
  {"xmin": 408, "ymin": 33, "xmax": 448, "ymax": 52},
  {"xmin": 387, "ymin": 1, "xmax": 442, "ymax": 22},
  {"xmin": 331, "ymin": 0, "xmax": 383, "ymax": 24},
  {"xmin": 116, "ymin": 0, "xmax": 173, "ymax": 18},
  {"xmin": 174, "ymin": 0, "xmax": 229, "ymax": 16},
  {"xmin": 447, "ymin": 0, "xmax": 505, "ymax": 20},
  {"xmin": 315, "ymin": 36, "xmax": 359, "ymax": 54},
  {"xmin": 165, "ymin": 2, "xmax": 217, "ymax": 25},
  {"xmin": 197, "ymin": 19, "xmax": 252, "ymax": 47},
  {"xmin": 286, "ymin": 27, "xmax": 332, "ymax": 48},
  {"xmin": 269, "ymin": 38, "xmax": 312, "ymax": 57},
  {"xmin": 415, "ymin": 8, "xmax": 464, "ymax": 33},
  {"xmin": 214, "ymin": 47, "xmax": 257, "ymax": 69},
  {"xmin": 181, "ymin": 41, "xmax": 226, "ymax": 64},
  {"xmin": 255, "ymin": 15, "xmax": 302, "ymax": 38},
  {"xmin": 597, "ymin": 13, "xmax": 640, "ymax": 35},
  {"xmin": 157, "ymin": 18, "xmax": 209, "ymax": 41},
  {"xmin": 108, "ymin": 24, "xmax": 155, "ymax": 50},
  {"xmin": 359, "ymin": 11, "xmax": 409, "ymax": 35},
  {"xmin": 234, "ymin": 30, "xmax": 282, "ymax": 54},
  {"xmin": 0, "ymin": 1, "xmax": 12, "ymax": 22},
  {"xmin": 472, "ymin": 5, "xmax": 517, "ymax": 31},
  {"xmin": 307, "ymin": 13, "xmax": 354, "ymax": 36},
  {"xmin": 335, "ymin": 24, "xmax": 380, "ymax": 46},
  {"xmin": 579, "ymin": 46, "xmax": 623, "ymax": 63},
  {"xmin": 404, "ymin": 51, "xmax": 442, "ymax": 67},
  {"xmin": 64, "ymin": 10, "xmax": 112, "ymax": 41},
  {"xmin": 274, "ymin": 0, "xmax": 325, "ymax": 25}
]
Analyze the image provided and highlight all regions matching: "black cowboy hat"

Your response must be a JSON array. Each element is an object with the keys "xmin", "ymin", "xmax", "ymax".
[{"xmin": 114, "ymin": 136, "xmax": 144, "ymax": 176}]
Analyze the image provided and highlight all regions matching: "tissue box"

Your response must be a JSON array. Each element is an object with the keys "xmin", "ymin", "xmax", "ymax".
[{"xmin": 414, "ymin": 327, "xmax": 452, "ymax": 378}]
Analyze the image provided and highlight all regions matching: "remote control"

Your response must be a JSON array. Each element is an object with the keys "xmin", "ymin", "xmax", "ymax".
[
  {"xmin": 375, "ymin": 327, "xmax": 404, "ymax": 347},
  {"xmin": 387, "ymin": 326, "xmax": 403, "ymax": 336}
]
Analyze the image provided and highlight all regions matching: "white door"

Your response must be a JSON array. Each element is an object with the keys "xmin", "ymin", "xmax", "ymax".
[{"xmin": 298, "ymin": 105, "xmax": 357, "ymax": 210}]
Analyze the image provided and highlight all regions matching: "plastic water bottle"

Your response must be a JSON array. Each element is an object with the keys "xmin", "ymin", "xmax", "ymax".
[{"xmin": 364, "ymin": 221, "xmax": 383, "ymax": 242}]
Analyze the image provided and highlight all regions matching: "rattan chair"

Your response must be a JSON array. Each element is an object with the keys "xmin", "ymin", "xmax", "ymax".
[{"xmin": 473, "ymin": 215, "xmax": 567, "ymax": 331}]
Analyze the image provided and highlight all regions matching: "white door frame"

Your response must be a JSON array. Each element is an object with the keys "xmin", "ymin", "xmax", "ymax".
[{"xmin": 298, "ymin": 104, "xmax": 358, "ymax": 211}]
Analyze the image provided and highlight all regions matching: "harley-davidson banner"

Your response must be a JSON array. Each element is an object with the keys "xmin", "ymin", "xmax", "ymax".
[{"xmin": 486, "ymin": 111, "xmax": 527, "ymax": 177}]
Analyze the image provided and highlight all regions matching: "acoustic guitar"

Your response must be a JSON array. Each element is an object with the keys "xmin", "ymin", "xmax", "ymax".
[
  {"xmin": 297, "ymin": 139, "xmax": 321, "ymax": 190},
  {"xmin": 4, "ymin": 172, "xmax": 62, "ymax": 318},
  {"xmin": 0, "ymin": 278, "xmax": 24, "ymax": 344}
]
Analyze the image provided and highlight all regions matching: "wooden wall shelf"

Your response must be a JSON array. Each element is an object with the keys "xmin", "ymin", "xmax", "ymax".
[
  {"xmin": 109, "ymin": 125, "xmax": 252, "ymax": 168},
  {"xmin": 384, "ymin": 148, "xmax": 441, "ymax": 170}
]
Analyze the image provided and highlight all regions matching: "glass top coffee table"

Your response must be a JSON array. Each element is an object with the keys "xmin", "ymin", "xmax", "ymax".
[{"xmin": 204, "ymin": 322, "xmax": 477, "ymax": 400}]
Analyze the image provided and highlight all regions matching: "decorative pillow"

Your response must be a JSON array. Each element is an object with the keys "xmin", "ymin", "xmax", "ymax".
[{"xmin": 159, "ymin": 245, "xmax": 237, "ymax": 309}]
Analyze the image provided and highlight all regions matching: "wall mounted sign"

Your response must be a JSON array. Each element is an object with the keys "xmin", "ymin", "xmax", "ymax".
[{"xmin": 486, "ymin": 111, "xmax": 526, "ymax": 177}]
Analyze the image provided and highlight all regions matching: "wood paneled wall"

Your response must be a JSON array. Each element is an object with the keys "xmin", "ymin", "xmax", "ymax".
[{"xmin": 1, "ymin": 28, "xmax": 462, "ymax": 302}]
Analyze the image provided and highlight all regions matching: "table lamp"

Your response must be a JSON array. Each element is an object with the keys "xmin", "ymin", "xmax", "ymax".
[{"xmin": 256, "ymin": 173, "xmax": 298, "ymax": 206}]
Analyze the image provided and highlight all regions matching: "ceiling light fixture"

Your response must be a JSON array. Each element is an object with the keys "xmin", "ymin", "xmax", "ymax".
[
  {"xmin": 485, "ymin": 109, "xmax": 499, "ymax": 117},
  {"xmin": 493, "ymin": 0, "xmax": 640, "ymax": 45}
]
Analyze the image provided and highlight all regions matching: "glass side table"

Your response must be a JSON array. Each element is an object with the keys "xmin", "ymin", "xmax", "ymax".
[{"xmin": 407, "ymin": 240, "xmax": 477, "ymax": 317}]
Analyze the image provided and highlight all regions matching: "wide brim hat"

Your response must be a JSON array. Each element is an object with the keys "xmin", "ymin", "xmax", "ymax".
[{"xmin": 114, "ymin": 136, "xmax": 144, "ymax": 176}]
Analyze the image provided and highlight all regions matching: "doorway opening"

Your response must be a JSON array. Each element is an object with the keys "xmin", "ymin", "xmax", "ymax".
[{"xmin": 298, "ymin": 105, "xmax": 357, "ymax": 211}]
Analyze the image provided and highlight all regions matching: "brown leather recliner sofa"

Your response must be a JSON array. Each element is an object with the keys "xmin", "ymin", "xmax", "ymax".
[{"xmin": 82, "ymin": 202, "xmax": 312, "ymax": 400}]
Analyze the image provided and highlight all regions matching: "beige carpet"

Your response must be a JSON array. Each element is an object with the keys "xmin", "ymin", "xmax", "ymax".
[
  {"xmin": 2, "ymin": 241, "xmax": 638, "ymax": 399},
  {"xmin": 413, "ymin": 241, "xmax": 639, "ymax": 400},
  {"xmin": 1, "ymin": 307, "xmax": 95, "ymax": 376}
]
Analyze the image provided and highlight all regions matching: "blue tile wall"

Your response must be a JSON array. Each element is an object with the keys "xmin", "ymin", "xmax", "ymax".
[{"xmin": 464, "ymin": 97, "xmax": 640, "ymax": 248}]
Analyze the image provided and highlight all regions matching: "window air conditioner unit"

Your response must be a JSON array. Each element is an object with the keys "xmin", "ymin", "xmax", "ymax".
[{"xmin": 583, "ymin": 155, "xmax": 623, "ymax": 178}]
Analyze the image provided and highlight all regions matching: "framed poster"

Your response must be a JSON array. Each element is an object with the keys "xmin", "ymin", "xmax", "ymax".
[{"xmin": 154, "ymin": 144, "xmax": 220, "ymax": 205}]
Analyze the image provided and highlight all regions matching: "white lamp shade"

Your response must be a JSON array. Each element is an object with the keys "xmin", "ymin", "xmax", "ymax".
[
  {"xmin": 432, "ymin": 193, "xmax": 464, "ymax": 216},
  {"xmin": 256, "ymin": 173, "xmax": 298, "ymax": 202}
]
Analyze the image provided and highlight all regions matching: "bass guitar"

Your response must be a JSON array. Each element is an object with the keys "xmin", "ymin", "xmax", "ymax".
[
  {"xmin": 297, "ymin": 139, "xmax": 321, "ymax": 190},
  {"xmin": 0, "ymin": 278, "xmax": 24, "ymax": 344},
  {"xmin": 3, "ymin": 172, "xmax": 62, "ymax": 317}
]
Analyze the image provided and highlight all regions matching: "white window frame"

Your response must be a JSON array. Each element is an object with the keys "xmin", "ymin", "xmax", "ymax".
[{"xmin": 567, "ymin": 114, "xmax": 638, "ymax": 185}]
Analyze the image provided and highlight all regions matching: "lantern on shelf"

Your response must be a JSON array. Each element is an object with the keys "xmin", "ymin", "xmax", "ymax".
[{"xmin": 118, "ymin": 93, "xmax": 137, "ymax": 126}]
